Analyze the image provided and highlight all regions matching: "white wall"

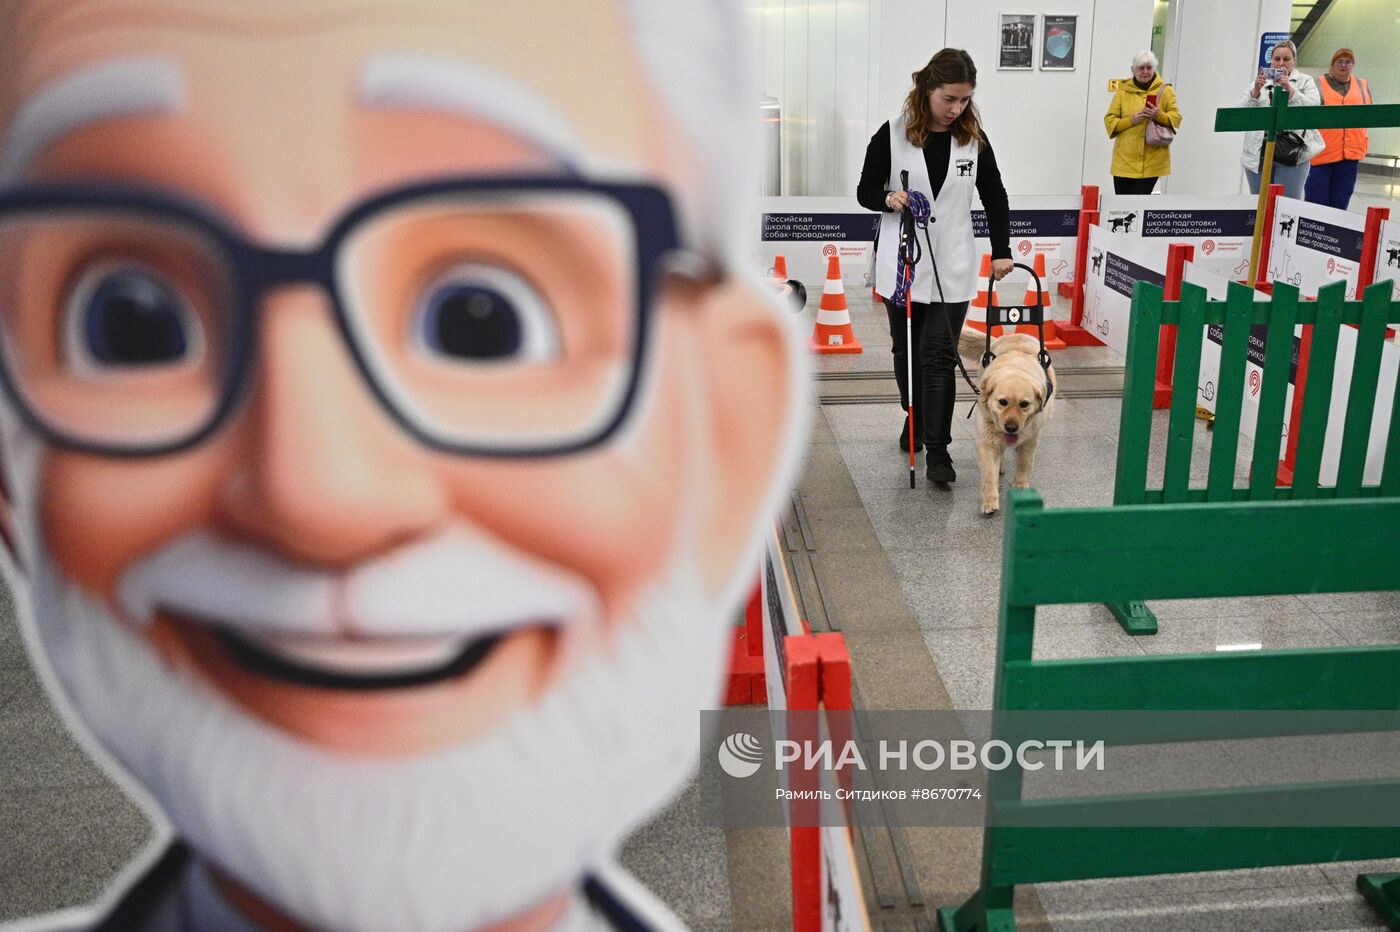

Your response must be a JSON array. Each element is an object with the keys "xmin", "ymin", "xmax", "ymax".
[
  {"xmin": 747, "ymin": 0, "xmax": 882, "ymax": 197},
  {"xmin": 1079, "ymin": 0, "xmax": 1156, "ymax": 194},
  {"xmin": 944, "ymin": 0, "xmax": 1148, "ymax": 197},
  {"xmin": 751, "ymin": 0, "xmax": 1158, "ymax": 198},
  {"xmin": 876, "ymin": 0, "xmax": 946, "ymax": 123},
  {"xmin": 747, "ymin": 0, "xmax": 1385, "ymax": 199},
  {"xmin": 1157, "ymin": 0, "xmax": 1293, "ymax": 194},
  {"xmin": 1296, "ymin": 0, "xmax": 1400, "ymax": 159}
]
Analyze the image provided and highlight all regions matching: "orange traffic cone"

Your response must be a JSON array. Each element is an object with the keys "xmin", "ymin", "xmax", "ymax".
[
  {"xmin": 811, "ymin": 255, "xmax": 862, "ymax": 354},
  {"xmin": 966, "ymin": 253, "xmax": 995, "ymax": 334},
  {"xmin": 968, "ymin": 254, "xmax": 994, "ymax": 310},
  {"xmin": 771, "ymin": 255, "xmax": 788, "ymax": 282},
  {"xmin": 1020, "ymin": 252, "xmax": 1066, "ymax": 350}
]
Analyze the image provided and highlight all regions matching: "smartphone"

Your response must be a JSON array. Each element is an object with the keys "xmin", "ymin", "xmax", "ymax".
[
  {"xmin": 1267, "ymin": 67, "xmax": 1285, "ymax": 80},
  {"xmin": 1146, "ymin": 93, "xmax": 1158, "ymax": 107}
]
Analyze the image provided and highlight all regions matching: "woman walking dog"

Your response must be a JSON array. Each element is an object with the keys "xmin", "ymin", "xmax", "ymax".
[{"xmin": 858, "ymin": 48, "xmax": 1012, "ymax": 483}]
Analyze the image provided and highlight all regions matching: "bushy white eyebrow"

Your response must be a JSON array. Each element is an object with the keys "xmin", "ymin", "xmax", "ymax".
[
  {"xmin": 1, "ymin": 56, "xmax": 188, "ymax": 182},
  {"xmin": 359, "ymin": 53, "xmax": 582, "ymax": 170}
]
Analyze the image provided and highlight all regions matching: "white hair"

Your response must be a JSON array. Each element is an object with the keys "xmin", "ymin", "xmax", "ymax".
[
  {"xmin": 1132, "ymin": 50, "xmax": 1157, "ymax": 70},
  {"xmin": 618, "ymin": 1, "xmax": 759, "ymax": 267}
]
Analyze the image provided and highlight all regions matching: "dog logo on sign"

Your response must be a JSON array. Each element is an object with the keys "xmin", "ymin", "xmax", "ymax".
[
  {"xmin": 1386, "ymin": 245, "xmax": 1400, "ymax": 268},
  {"xmin": 956, "ymin": 158, "xmax": 973, "ymax": 177},
  {"xmin": 1108, "ymin": 212, "xmax": 1136, "ymax": 234},
  {"xmin": 1091, "ymin": 249, "xmax": 1104, "ymax": 275},
  {"xmin": 1278, "ymin": 216, "xmax": 1295, "ymax": 237}
]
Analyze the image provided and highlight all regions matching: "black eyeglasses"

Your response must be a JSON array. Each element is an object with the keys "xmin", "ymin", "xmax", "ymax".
[{"xmin": 0, "ymin": 175, "xmax": 699, "ymax": 458}]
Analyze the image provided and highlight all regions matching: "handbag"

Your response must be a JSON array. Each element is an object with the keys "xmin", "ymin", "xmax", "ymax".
[
  {"xmin": 1144, "ymin": 119, "xmax": 1174, "ymax": 148},
  {"xmin": 1270, "ymin": 130, "xmax": 1307, "ymax": 167}
]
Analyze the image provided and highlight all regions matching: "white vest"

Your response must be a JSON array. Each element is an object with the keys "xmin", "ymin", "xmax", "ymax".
[{"xmin": 875, "ymin": 116, "xmax": 980, "ymax": 304}]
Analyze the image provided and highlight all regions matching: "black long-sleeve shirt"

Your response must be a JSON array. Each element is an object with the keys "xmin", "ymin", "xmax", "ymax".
[{"xmin": 856, "ymin": 123, "xmax": 1012, "ymax": 260}]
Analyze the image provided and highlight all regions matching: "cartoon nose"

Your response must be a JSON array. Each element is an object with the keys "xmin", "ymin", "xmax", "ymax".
[{"xmin": 220, "ymin": 286, "xmax": 450, "ymax": 565}]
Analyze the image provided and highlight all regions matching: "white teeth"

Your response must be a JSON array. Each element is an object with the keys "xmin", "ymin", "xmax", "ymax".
[{"xmin": 234, "ymin": 630, "xmax": 480, "ymax": 677}]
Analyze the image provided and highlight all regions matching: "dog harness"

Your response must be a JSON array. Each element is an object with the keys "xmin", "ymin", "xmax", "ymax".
[{"xmin": 978, "ymin": 261, "xmax": 1055, "ymax": 407}]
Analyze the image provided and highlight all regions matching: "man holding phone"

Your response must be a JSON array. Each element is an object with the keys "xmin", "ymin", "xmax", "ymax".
[{"xmin": 1104, "ymin": 50, "xmax": 1181, "ymax": 195}]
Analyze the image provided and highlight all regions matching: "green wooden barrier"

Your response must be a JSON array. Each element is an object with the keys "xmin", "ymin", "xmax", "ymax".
[
  {"xmin": 1105, "ymin": 277, "xmax": 1400, "ymax": 634},
  {"xmin": 937, "ymin": 489, "xmax": 1400, "ymax": 932},
  {"xmin": 1214, "ymin": 93, "xmax": 1400, "ymax": 280}
]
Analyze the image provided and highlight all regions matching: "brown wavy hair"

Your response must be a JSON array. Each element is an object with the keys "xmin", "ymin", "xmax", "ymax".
[{"xmin": 903, "ymin": 48, "xmax": 984, "ymax": 150}]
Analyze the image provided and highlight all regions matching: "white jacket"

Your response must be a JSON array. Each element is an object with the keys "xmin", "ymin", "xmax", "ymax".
[{"xmin": 1238, "ymin": 69, "xmax": 1325, "ymax": 172}]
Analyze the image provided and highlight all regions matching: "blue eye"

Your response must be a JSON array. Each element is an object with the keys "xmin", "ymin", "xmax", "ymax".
[
  {"xmin": 414, "ymin": 263, "xmax": 558, "ymax": 364},
  {"xmin": 65, "ymin": 263, "xmax": 200, "ymax": 370}
]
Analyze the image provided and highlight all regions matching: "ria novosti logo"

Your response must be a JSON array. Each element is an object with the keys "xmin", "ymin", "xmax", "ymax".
[{"xmin": 718, "ymin": 733, "xmax": 764, "ymax": 778}]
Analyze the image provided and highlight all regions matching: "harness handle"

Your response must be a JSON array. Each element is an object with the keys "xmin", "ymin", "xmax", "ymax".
[{"xmin": 981, "ymin": 260, "xmax": 1055, "ymax": 404}]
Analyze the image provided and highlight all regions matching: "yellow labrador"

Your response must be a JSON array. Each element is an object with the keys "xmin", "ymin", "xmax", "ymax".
[{"xmin": 958, "ymin": 327, "xmax": 1056, "ymax": 515}]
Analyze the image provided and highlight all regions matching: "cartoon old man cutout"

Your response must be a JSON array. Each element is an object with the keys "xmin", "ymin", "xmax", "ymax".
[{"xmin": 0, "ymin": 1, "xmax": 804, "ymax": 929}]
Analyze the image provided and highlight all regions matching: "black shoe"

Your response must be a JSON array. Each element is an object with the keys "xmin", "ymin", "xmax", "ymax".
[
  {"xmin": 898, "ymin": 421, "xmax": 923, "ymax": 454},
  {"xmin": 925, "ymin": 447, "xmax": 956, "ymax": 483}
]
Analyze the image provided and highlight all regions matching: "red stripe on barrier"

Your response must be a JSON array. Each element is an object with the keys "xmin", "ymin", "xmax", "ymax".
[
  {"xmin": 1253, "ymin": 185, "xmax": 1284, "ymax": 291},
  {"xmin": 785, "ymin": 636, "xmax": 822, "ymax": 932},
  {"xmin": 1153, "ymin": 243, "xmax": 1195, "ymax": 409}
]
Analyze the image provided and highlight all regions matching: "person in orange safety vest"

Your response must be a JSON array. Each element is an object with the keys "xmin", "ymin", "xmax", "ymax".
[{"xmin": 1305, "ymin": 48, "xmax": 1372, "ymax": 210}]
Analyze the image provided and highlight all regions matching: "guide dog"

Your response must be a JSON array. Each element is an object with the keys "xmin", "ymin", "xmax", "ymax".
[
  {"xmin": 959, "ymin": 327, "xmax": 1056, "ymax": 515},
  {"xmin": 1108, "ymin": 212, "xmax": 1136, "ymax": 234}
]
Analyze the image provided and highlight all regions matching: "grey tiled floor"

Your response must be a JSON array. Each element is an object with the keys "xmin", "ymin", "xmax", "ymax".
[{"xmin": 820, "ymin": 346, "xmax": 1400, "ymax": 929}]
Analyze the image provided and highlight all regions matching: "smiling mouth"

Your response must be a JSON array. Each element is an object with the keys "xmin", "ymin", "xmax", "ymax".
[{"xmin": 216, "ymin": 627, "xmax": 507, "ymax": 691}]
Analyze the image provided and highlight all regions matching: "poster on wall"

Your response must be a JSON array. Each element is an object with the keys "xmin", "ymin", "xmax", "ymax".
[
  {"xmin": 1258, "ymin": 31, "xmax": 1291, "ymax": 71},
  {"xmin": 1376, "ymin": 218, "xmax": 1400, "ymax": 299},
  {"xmin": 998, "ymin": 15, "xmax": 1034, "ymax": 70},
  {"xmin": 1039, "ymin": 15, "xmax": 1077, "ymax": 70},
  {"xmin": 1265, "ymin": 195, "xmax": 1366, "ymax": 298},
  {"xmin": 1100, "ymin": 194, "xmax": 1256, "ymax": 282}
]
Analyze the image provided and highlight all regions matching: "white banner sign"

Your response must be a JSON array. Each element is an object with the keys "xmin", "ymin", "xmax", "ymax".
[
  {"xmin": 1081, "ymin": 223, "xmax": 1171, "ymax": 357},
  {"xmin": 1265, "ymin": 196, "xmax": 1367, "ymax": 298},
  {"xmin": 1318, "ymin": 326, "xmax": 1400, "ymax": 487},
  {"xmin": 974, "ymin": 195, "xmax": 1080, "ymax": 287},
  {"xmin": 756, "ymin": 195, "xmax": 1081, "ymax": 292},
  {"xmin": 1188, "ymin": 264, "xmax": 1290, "ymax": 453},
  {"xmin": 1100, "ymin": 194, "xmax": 1257, "ymax": 282},
  {"xmin": 757, "ymin": 196, "xmax": 879, "ymax": 290},
  {"xmin": 1377, "ymin": 218, "xmax": 1400, "ymax": 300}
]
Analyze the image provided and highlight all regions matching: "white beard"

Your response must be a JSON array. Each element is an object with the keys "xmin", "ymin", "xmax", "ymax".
[{"xmin": 22, "ymin": 524, "xmax": 729, "ymax": 932}]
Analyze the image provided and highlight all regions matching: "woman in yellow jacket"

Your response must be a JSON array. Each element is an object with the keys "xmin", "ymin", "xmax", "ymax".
[{"xmin": 1104, "ymin": 51, "xmax": 1182, "ymax": 194}]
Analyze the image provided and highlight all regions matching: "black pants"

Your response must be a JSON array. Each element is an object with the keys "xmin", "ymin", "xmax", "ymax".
[
  {"xmin": 1112, "ymin": 175, "xmax": 1158, "ymax": 195},
  {"xmin": 884, "ymin": 298, "xmax": 970, "ymax": 448}
]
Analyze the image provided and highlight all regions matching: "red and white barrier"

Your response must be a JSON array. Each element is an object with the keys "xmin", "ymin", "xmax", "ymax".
[{"xmin": 755, "ymin": 526, "xmax": 867, "ymax": 932}]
